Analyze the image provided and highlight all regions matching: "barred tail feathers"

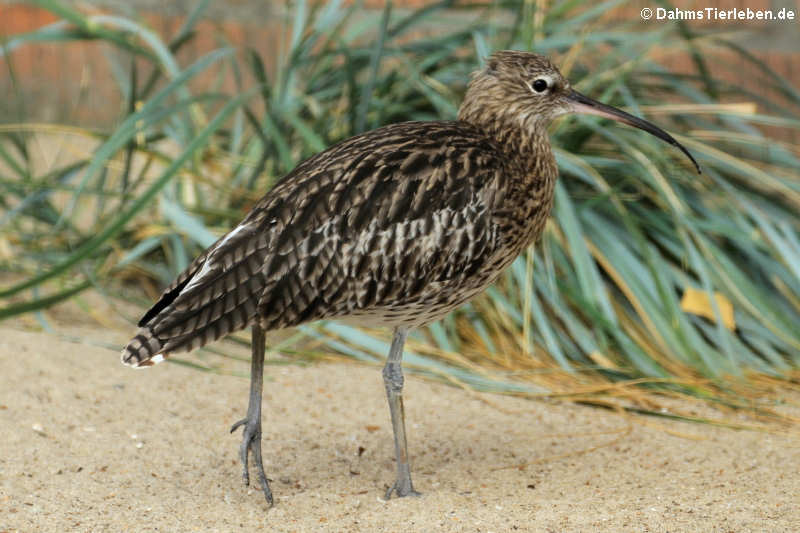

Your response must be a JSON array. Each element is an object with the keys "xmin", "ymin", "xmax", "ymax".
[
  {"xmin": 121, "ymin": 325, "xmax": 166, "ymax": 367},
  {"xmin": 120, "ymin": 269, "xmax": 264, "ymax": 367},
  {"xmin": 121, "ymin": 222, "xmax": 265, "ymax": 368}
]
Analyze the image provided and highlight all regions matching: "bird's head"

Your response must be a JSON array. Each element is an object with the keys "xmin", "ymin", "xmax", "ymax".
[{"xmin": 459, "ymin": 50, "xmax": 700, "ymax": 173}]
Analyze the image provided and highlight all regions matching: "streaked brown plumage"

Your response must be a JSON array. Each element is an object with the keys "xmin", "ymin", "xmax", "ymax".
[{"xmin": 122, "ymin": 51, "xmax": 699, "ymax": 505}]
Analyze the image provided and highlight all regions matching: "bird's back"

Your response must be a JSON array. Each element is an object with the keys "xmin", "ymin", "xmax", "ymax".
[{"xmin": 122, "ymin": 120, "xmax": 550, "ymax": 367}]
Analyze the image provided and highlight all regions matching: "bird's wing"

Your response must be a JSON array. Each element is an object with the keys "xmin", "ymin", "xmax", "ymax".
[
  {"xmin": 122, "ymin": 121, "xmax": 509, "ymax": 366},
  {"xmin": 253, "ymin": 121, "xmax": 510, "ymax": 329}
]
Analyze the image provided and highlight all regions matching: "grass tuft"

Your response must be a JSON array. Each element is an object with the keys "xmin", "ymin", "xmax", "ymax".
[{"xmin": 2, "ymin": 0, "xmax": 798, "ymax": 428}]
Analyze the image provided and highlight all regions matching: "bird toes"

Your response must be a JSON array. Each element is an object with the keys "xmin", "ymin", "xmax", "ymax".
[
  {"xmin": 384, "ymin": 480, "xmax": 422, "ymax": 500},
  {"xmin": 231, "ymin": 415, "xmax": 273, "ymax": 505}
]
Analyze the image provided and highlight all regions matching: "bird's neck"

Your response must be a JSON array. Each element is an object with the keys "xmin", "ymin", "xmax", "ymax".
[
  {"xmin": 459, "ymin": 109, "xmax": 558, "ymax": 249},
  {"xmin": 495, "ymin": 123, "xmax": 555, "ymax": 178},
  {"xmin": 458, "ymin": 105, "xmax": 556, "ymax": 178}
]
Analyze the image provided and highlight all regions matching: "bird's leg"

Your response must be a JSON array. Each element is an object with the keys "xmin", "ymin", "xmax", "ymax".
[
  {"xmin": 230, "ymin": 324, "xmax": 273, "ymax": 506},
  {"xmin": 382, "ymin": 326, "xmax": 421, "ymax": 499}
]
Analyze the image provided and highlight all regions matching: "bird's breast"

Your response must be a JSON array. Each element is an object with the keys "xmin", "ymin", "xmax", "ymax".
[{"xmin": 491, "ymin": 154, "xmax": 558, "ymax": 257}]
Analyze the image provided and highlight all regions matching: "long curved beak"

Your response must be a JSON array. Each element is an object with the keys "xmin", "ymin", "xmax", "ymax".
[{"xmin": 566, "ymin": 90, "xmax": 701, "ymax": 174}]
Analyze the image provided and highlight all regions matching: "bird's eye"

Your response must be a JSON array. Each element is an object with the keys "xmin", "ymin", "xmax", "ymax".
[{"xmin": 532, "ymin": 79, "xmax": 548, "ymax": 93}]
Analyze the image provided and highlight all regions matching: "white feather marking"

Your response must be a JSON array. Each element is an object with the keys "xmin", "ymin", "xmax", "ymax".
[
  {"xmin": 181, "ymin": 223, "xmax": 253, "ymax": 294},
  {"xmin": 183, "ymin": 258, "xmax": 214, "ymax": 294},
  {"xmin": 121, "ymin": 351, "xmax": 166, "ymax": 370},
  {"xmin": 217, "ymin": 222, "xmax": 253, "ymax": 249}
]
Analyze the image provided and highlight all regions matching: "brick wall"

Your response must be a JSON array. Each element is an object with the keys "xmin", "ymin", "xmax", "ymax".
[
  {"xmin": 0, "ymin": 2, "xmax": 289, "ymax": 124},
  {"xmin": 1, "ymin": 1, "xmax": 798, "ymax": 129}
]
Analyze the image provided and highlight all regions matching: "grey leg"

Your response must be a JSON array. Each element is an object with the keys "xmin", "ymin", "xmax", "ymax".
[
  {"xmin": 230, "ymin": 324, "xmax": 273, "ymax": 506},
  {"xmin": 382, "ymin": 326, "xmax": 421, "ymax": 499}
]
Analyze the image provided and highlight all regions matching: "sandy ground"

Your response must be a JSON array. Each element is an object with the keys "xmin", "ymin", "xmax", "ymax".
[{"xmin": 1, "ymin": 320, "xmax": 799, "ymax": 532}]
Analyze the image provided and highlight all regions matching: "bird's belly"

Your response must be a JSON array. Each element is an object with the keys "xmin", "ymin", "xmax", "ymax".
[{"xmin": 338, "ymin": 259, "xmax": 506, "ymax": 328}]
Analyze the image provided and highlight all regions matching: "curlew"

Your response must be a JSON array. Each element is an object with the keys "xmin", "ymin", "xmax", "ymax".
[{"xmin": 122, "ymin": 51, "xmax": 700, "ymax": 505}]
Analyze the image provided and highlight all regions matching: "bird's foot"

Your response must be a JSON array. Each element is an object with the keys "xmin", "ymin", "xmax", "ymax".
[
  {"xmin": 231, "ymin": 415, "xmax": 273, "ymax": 506},
  {"xmin": 384, "ymin": 476, "xmax": 422, "ymax": 499}
]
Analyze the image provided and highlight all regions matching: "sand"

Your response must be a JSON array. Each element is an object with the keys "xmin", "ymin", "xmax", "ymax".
[{"xmin": 1, "ymin": 319, "xmax": 799, "ymax": 532}]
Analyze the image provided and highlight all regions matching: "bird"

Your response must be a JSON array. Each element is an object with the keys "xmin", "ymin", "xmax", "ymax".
[{"xmin": 121, "ymin": 50, "xmax": 700, "ymax": 505}]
